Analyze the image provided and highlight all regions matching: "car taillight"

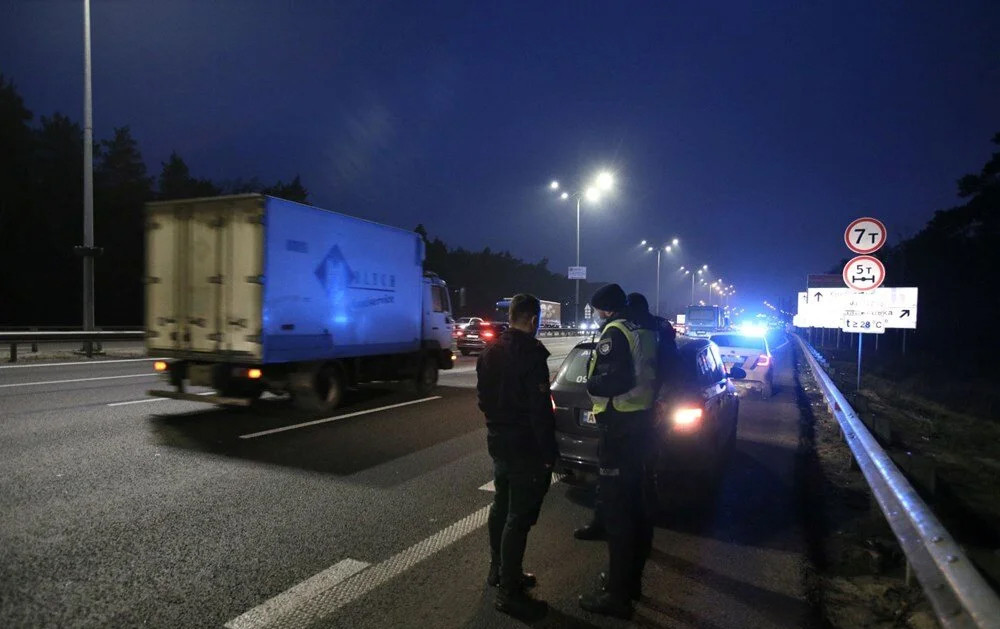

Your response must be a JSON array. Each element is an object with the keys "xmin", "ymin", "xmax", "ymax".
[
  {"xmin": 671, "ymin": 406, "xmax": 703, "ymax": 433},
  {"xmin": 482, "ymin": 331, "xmax": 495, "ymax": 339},
  {"xmin": 247, "ymin": 368, "xmax": 262, "ymax": 379},
  {"xmin": 456, "ymin": 331, "xmax": 464, "ymax": 337},
  {"xmin": 755, "ymin": 355, "xmax": 770, "ymax": 367},
  {"xmin": 551, "ymin": 395, "xmax": 557, "ymax": 411},
  {"xmin": 153, "ymin": 361, "xmax": 168, "ymax": 372}
]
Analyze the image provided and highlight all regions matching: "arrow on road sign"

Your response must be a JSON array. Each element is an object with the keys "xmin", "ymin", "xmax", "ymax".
[
  {"xmin": 813, "ymin": 292, "xmax": 823, "ymax": 301},
  {"xmin": 900, "ymin": 309, "xmax": 911, "ymax": 318}
]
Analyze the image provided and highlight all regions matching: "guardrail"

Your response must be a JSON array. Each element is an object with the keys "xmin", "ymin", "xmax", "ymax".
[
  {"xmin": 536, "ymin": 327, "xmax": 590, "ymax": 338},
  {"xmin": 1, "ymin": 330, "xmax": 146, "ymax": 363},
  {"xmin": 795, "ymin": 333, "xmax": 1000, "ymax": 629}
]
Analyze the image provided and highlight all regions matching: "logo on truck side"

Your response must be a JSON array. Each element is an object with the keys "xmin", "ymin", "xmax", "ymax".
[{"xmin": 315, "ymin": 245, "xmax": 396, "ymax": 294}]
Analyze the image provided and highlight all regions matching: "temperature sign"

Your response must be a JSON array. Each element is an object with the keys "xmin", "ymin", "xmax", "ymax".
[
  {"xmin": 843, "ymin": 255, "xmax": 886, "ymax": 292},
  {"xmin": 844, "ymin": 217, "xmax": 887, "ymax": 254}
]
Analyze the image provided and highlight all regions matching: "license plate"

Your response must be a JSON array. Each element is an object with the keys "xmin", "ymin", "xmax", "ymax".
[
  {"xmin": 188, "ymin": 364, "xmax": 213, "ymax": 386},
  {"xmin": 466, "ymin": 335, "xmax": 478, "ymax": 339},
  {"xmin": 580, "ymin": 410, "xmax": 596, "ymax": 425},
  {"xmin": 723, "ymin": 355, "xmax": 743, "ymax": 364}
]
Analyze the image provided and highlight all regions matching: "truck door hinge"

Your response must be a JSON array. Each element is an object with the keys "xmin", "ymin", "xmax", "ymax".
[
  {"xmin": 228, "ymin": 318, "xmax": 248, "ymax": 328},
  {"xmin": 145, "ymin": 276, "xmax": 161, "ymax": 284},
  {"xmin": 244, "ymin": 334, "xmax": 262, "ymax": 344},
  {"xmin": 189, "ymin": 317, "xmax": 207, "ymax": 327},
  {"xmin": 247, "ymin": 214, "xmax": 265, "ymax": 225},
  {"xmin": 208, "ymin": 333, "xmax": 224, "ymax": 342},
  {"xmin": 207, "ymin": 275, "xmax": 224, "ymax": 284},
  {"xmin": 245, "ymin": 275, "xmax": 264, "ymax": 284}
]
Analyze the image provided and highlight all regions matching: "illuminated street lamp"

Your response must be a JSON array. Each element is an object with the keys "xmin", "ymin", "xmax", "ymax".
[
  {"xmin": 640, "ymin": 239, "xmax": 679, "ymax": 315},
  {"xmin": 550, "ymin": 170, "xmax": 616, "ymax": 323}
]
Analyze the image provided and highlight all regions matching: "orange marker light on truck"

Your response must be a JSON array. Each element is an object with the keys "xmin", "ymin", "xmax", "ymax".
[
  {"xmin": 672, "ymin": 407, "xmax": 703, "ymax": 432},
  {"xmin": 153, "ymin": 361, "xmax": 168, "ymax": 372},
  {"xmin": 247, "ymin": 368, "xmax": 262, "ymax": 379}
]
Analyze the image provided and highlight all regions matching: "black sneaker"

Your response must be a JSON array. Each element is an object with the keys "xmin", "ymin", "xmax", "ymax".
[
  {"xmin": 495, "ymin": 587, "xmax": 548, "ymax": 621},
  {"xmin": 573, "ymin": 522, "xmax": 607, "ymax": 541},
  {"xmin": 579, "ymin": 590, "xmax": 633, "ymax": 619},
  {"xmin": 486, "ymin": 565, "xmax": 537, "ymax": 588}
]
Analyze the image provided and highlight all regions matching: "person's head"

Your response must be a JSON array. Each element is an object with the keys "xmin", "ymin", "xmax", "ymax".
[
  {"xmin": 508, "ymin": 293, "xmax": 541, "ymax": 336},
  {"xmin": 590, "ymin": 283, "xmax": 627, "ymax": 320},
  {"xmin": 627, "ymin": 292, "xmax": 650, "ymax": 317}
]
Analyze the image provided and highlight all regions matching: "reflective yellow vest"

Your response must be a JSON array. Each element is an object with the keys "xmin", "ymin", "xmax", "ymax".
[{"xmin": 588, "ymin": 319, "xmax": 658, "ymax": 414}]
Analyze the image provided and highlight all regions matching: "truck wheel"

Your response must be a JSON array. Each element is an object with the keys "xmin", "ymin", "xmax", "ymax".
[
  {"xmin": 413, "ymin": 358, "xmax": 438, "ymax": 395},
  {"xmin": 292, "ymin": 366, "xmax": 343, "ymax": 412}
]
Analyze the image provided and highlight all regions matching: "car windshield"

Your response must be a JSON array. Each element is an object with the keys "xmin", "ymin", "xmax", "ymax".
[
  {"xmin": 556, "ymin": 346, "xmax": 593, "ymax": 385},
  {"xmin": 711, "ymin": 334, "xmax": 766, "ymax": 350}
]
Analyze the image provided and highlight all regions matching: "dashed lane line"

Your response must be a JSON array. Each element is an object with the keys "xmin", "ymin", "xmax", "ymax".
[
  {"xmin": 106, "ymin": 391, "xmax": 215, "ymax": 407},
  {"xmin": 0, "ymin": 373, "xmax": 157, "ymax": 389},
  {"xmin": 227, "ymin": 473, "xmax": 566, "ymax": 628},
  {"xmin": 238, "ymin": 396, "xmax": 443, "ymax": 439},
  {"xmin": 225, "ymin": 559, "xmax": 371, "ymax": 629}
]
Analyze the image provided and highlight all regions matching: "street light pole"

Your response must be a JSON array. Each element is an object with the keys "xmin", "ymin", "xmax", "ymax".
[
  {"xmin": 655, "ymin": 249, "xmax": 661, "ymax": 316},
  {"xmin": 690, "ymin": 272, "xmax": 695, "ymax": 306},
  {"xmin": 80, "ymin": 0, "xmax": 97, "ymax": 355},
  {"xmin": 575, "ymin": 195, "xmax": 581, "ymax": 324}
]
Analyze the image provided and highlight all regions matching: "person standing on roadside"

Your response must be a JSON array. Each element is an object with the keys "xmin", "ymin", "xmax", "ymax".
[
  {"xmin": 477, "ymin": 293, "xmax": 557, "ymax": 621},
  {"xmin": 578, "ymin": 284, "xmax": 658, "ymax": 620}
]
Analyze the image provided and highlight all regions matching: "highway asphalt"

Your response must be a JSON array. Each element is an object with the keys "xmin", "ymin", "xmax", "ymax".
[{"xmin": 0, "ymin": 336, "xmax": 810, "ymax": 628}]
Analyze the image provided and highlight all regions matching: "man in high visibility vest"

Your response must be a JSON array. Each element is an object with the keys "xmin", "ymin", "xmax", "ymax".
[{"xmin": 578, "ymin": 284, "xmax": 659, "ymax": 619}]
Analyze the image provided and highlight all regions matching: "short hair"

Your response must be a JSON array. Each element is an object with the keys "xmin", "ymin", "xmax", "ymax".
[{"xmin": 509, "ymin": 293, "xmax": 541, "ymax": 324}]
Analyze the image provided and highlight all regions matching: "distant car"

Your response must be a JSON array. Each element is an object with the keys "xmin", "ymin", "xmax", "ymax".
[
  {"xmin": 456, "ymin": 321, "xmax": 506, "ymax": 355},
  {"xmin": 710, "ymin": 332, "xmax": 773, "ymax": 399},
  {"xmin": 551, "ymin": 337, "xmax": 744, "ymax": 506},
  {"xmin": 455, "ymin": 317, "xmax": 485, "ymax": 330}
]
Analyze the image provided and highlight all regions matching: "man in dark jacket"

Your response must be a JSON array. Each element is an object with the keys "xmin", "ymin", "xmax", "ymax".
[{"xmin": 477, "ymin": 293, "xmax": 557, "ymax": 621}]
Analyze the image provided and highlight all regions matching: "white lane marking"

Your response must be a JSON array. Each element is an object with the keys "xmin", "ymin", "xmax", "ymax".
[
  {"xmin": 0, "ymin": 357, "xmax": 163, "ymax": 370},
  {"xmin": 225, "ymin": 559, "xmax": 370, "ymax": 629},
  {"xmin": 238, "ymin": 396, "xmax": 443, "ymax": 439},
  {"xmin": 107, "ymin": 391, "xmax": 214, "ymax": 407},
  {"xmin": 225, "ymin": 506, "xmax": 491, "ymax": 629},
  {"xmin": 227, "ymin": 472, "xmax": 569, "ymax": 628},
  {"xmin": 0, "ymin": 373, "xmax": 157, "ymax": 389}
]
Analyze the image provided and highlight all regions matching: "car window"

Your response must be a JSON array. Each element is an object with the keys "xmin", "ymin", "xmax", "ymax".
[
  {"xmin": 711, "ymin": 334, "xmax": 766, "ymax": 350},
  {"xmin": 695, "ymin": 349, "xmax": 715, "ymax": 386},
  {"xmin": 556, "ymin": 347, "xmax": 593, "ymax": 385},
  {"xmin": 430, "ymin": 285, "xmax": 445, "ymax": 312},
  {"xmin": 708, "ymin": 345, "xmax": 727, "ymax": 381}
]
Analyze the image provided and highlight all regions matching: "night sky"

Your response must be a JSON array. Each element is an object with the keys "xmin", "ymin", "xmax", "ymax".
[{"xmin": 4, "ymin": 1, "xmax": 999, "ymax": 315}]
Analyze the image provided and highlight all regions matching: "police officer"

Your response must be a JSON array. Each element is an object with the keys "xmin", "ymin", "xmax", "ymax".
[
  {"xmin": 578, "ymin": 284, "xmax": 658, "ymax": 619},
  {"xmin": 573, "ymin": 292, "xmax": 678, "ymax": 543},
  {"xmin": 477, "ymin": 293, "xmax": 557, "ymax": 621},
  {"xmin": 627, "ymin": 292, "xmax": 678, "ymax": 392}
]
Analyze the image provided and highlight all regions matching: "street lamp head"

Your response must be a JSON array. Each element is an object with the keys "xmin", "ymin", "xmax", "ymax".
[
  {"xmin": 550, "ymin": 180, "xmax": 559, "ymax": 190},
  {"xmin": 560, "ymin": 192, "xmax": 569, "ymax": 200},
  {"xmin": 640, "ymin": 240, "xmax": 647, "ymax": 246},
  {"xmin": 679, "ymin": 265, "xmax": 685, "ymax": 270},
  {"xmin": 672, "ymin": 238, "xmax": 679, "ymax": 246},
  {"xmin": 664, "ymin": 246, "xmax": 672, "ymax": 252},
  {"xmin": 585, "ymin": 187, "xmax": 601, "ymax": 202},
  {"xmin": 702, "ymin": 264, "xmax": 709, "ymax": 270},
  {"xmin": 647, "ymin": 246, "xmax": 654, "ymax": 252},
  {"xmin": 596, "ymin": 171, "xmax": 614, "ymax": 191}
]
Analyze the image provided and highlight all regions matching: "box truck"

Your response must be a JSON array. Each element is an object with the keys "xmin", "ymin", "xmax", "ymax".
[
  {"xmin": 495, "ymin": 297, "xmax": 562, "ymax": 328},
  {"xmin": 145, "ymin": 194, "xmax": 455, "ymax": 411}
]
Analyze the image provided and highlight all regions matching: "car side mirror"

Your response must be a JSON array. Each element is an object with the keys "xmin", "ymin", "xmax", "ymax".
[
  {"xmin": 728, "ymin": 366, "xmax": 747, "ymax": 380},
  {"xmin": 445, "ymin": 316, "xmax": 455, "ymax": 324}
]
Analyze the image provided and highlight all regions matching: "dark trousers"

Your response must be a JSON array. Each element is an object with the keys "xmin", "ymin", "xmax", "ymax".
[
  {"xmin": 487, "ymin": 458, "xmax": 551, "ymax": 588},
  {"xmin": 597, "ymin": 414, "xmax": 655, "ymax": 598}
]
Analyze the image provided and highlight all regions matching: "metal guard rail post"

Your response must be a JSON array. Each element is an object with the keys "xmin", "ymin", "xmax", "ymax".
[
  {"xmin": 795, "ymin": 333, "xmax": 1000, "ymax": 629},
  {"xmin": 1, "ymin": 330, "xmax": 146, "ymax": 363}
]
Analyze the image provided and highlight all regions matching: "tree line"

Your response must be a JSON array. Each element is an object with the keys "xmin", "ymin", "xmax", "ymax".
[
  {"xmin": 0, "ymin": 74, "xmax": 593, "ymax": 328},
  {"xmin": 0, "ymin": 75, "xmax": 306, "ymax": 326},
  {"xmin": 830, "ymin": 131, "xmax": 999, "ymax": 388}
]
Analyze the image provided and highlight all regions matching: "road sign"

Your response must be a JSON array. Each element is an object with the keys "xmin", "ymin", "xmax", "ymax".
[
  {"xmin": 568, "ymin": 266, "xmax": 587, "ymax": 280},
  {"xmin": 844, "ymin": 217, "xmax": 887, "ymax": 254},
  {"xmin": 842, "ymin": 316, "xmax": 886, "ymax": 334},
  {"xmin": 584, "ymin": 304, "xmax": 593, "ymax": 319},
  {"xmin": 843, "ymin": 255, "xmax": 885, "ymax": 291},
  {"xmin": 807, "ymin": 274, "xmax": 845, "ymax": 289},
  {"xmin": 796, "ymin": 287, "xmax": 917, "ymax": 330}
]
